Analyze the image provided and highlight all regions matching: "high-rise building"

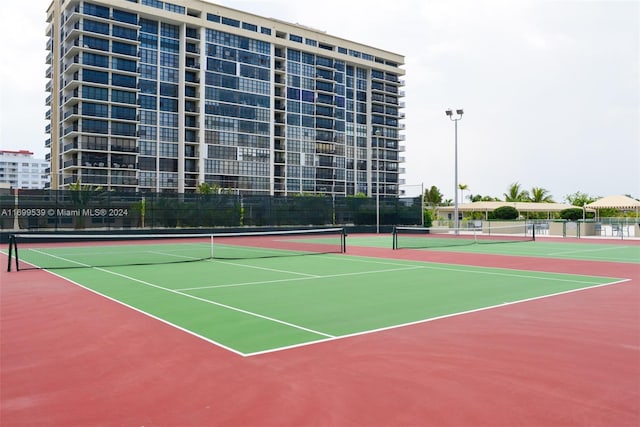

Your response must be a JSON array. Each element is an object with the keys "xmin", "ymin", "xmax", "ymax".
[
  {"xmin": 45, "ymin": 0, "xmax": 405, "ymax": 195},
  {"xmin": 0, "ymin": 150, "xmax": 50, "ymax": 190}
]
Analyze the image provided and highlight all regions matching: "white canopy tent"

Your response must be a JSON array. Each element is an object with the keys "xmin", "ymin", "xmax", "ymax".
[
  {"xmin": 585, "ymin": 195, "xmax": 640, "ymax": 220},
  {"xmin": 435, "ymin": 201, "xmax": 584, "ymax": 220}
]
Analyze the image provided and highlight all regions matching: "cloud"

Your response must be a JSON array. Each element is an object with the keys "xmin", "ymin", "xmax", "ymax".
[{"xmin": 1, "ymin": 0, "xmax": 637, "ymax": 199}]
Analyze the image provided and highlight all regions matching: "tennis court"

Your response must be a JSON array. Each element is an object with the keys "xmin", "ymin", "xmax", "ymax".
[
  {"xmin": 3, "ymin": 230, "xmax": 632, "ymax": 356},
  {"xmin": 351, "ymin": 233, "xmax": 640, "ymax": 263},
  {"xmin": 19, "ymin": 254, "xmax": 628, "ymax": 356},
  {"xmin": 2, "ymin": 230, "xmax": 639, "ymax": 426}
]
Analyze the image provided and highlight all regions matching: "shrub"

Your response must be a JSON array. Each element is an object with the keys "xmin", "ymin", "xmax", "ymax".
[
  {"xmin": 493, "ymin": 206, "xmax": 519, "ymax": 220},
  {"xmin": 560, "ymin": 208, "xmax": 593, "ymax": 221},
  {"xmin": 423, "ymin": 209, "xmax": 433, "ymax": 227}
]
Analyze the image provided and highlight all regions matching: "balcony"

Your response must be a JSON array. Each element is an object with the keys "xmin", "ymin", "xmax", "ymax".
[
  {"xmin": 186, "ymin": 43, "xmax": 199, "ymax": 54},
  {"xmin": 63, "ymin": 141, "xmax": 78, "ymax": 152},
  {"xmin": 185, "ymin": 71, "xmax": 199, "ymax": 83},
  {"xmin": 63, "ymin": 107, "xmax": 79, "ymax": 120},
  {"xmin": 184, "ymin": 86, "xmax": 198, "ymax": 98},
  {"xmin": 63, "ymin": 159, "xmax": 78, "ymax": 168},
  {"xmin": 184, "ymin": 116, "xmax": 198, "ymax": 128},
  {"xmin": 186, "ymin": 27, "xmax": 200, "ymax": 40},
  {"xmin": 185, "ymin": 59, "xmax": 200, "ymax": 69},
  {"xmin": 184, "ymin": 101, "xmax": 199, "ymax": 113}
]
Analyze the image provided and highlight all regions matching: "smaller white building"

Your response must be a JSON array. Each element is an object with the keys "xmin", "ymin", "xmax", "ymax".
[{"xmin": 0, "ymin": 150, "xmax": 49, "ymax": 190}]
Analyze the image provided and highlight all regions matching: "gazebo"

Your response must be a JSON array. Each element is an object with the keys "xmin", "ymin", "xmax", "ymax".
[
  {"xmin": 435, "ymin": 201, "xmax": 580, "ymax": 220},
  {"xmin": 585, "ymin": 195, "xmax": 640, "ymax": 220}
]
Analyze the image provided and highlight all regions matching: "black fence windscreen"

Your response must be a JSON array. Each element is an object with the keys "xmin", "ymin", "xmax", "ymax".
[{"xmin": 1, "ymin": 190, "xmax": 422, "ymax": 231}]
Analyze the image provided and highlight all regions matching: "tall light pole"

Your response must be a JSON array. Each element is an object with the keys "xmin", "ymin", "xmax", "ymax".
[
  {"xmin": 445, "ymin": 108, "xmax": 464, "ymax": 231},
  {"xmin": 373, "ymin": 129, "xmax": 381, "ymax": 233}
]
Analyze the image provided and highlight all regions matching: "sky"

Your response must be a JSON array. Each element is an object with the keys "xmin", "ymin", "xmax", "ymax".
[{"xmin": 0, "ymin": 0, "xmax": 638, "ymax": 202}]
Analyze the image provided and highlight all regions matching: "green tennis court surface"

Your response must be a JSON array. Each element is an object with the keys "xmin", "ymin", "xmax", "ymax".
[
  {"xmin": 349, "ymin": 235, "xmax": 640, "ymax": 264},
  {"xmin": 31, "ymin": 252, "xmax": 623, "ymax": 356}
]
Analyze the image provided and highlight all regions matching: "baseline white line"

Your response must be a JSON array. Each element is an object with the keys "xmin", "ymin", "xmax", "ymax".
[{"xmin": 244, "ymin": 278, "xmax": 632, "ymax": 357}]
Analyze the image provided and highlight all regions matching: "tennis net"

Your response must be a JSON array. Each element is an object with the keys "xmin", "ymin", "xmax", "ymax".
[
  {"xmin": 393, "ymin": 223, "xmax": 535, "ymax": 250},
  {"xmin": 7, "ymin": 228, "xmax": 346, "ymax": 271}
]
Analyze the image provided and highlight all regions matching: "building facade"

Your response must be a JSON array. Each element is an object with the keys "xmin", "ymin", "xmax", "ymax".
[
  {"xmin": 46, "ymin": 0, "xmax": 405, "ymax": 195},
  {"xmin": 0, "ymin": 150, "xmax": 50, "ymax": 190}
]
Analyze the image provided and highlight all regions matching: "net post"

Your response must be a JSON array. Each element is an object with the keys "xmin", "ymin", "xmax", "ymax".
[
  {"xmin": 210, "ymin": 234, "xmax": 214, "ymax": 259},
  {"xmin": 7, "ymin": 234, "xmax": 18, "ymax": 272},
  {"xmin": 392, "ymin": 226, "xmax": 397, "ymax": 250},
  {"xmin": 341, "ymin": 228, "xmax": 347, "ymax": 253},
  {"xmin": 7, "ymin": 235, "xmax": 13, "ymax": 272},
  {"xmin": 532, "ymin": 221, "xmax": 536, "ymax": 241}
]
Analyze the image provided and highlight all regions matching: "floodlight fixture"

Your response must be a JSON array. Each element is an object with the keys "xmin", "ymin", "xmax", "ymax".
[{"xmin": 445, "ymin": 108, "xmax": 464, "ymax": 232}]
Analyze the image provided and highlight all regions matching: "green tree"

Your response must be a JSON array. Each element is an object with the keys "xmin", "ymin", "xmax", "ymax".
[
  {"xmin": 423, "ymin": 185, "xmax": 444, "ymax": 208},
  {"xmin": 196, "ymin": 182, "xmax": 221, "ymax": 194},
  {"xmin": 529, "ymin": 187, "xmax": 554, "ymax": 203},
  {"xmin": 504, "ymin": 182, "xmax": 529, "ymax": 202},
  {"xmin": 470, "ymin": 194, "xmax": 500, "ymax": 202},
  {"xmin": 493, "ymin": 205, "xmax": 519, "ymax": 220},
  {"xmin": 565, "ymin": 191, "xmax": 597, "ymax": 207},
  {"xmin": 560, "ymin": 208, "xmax": 593, "ymax": 221}
]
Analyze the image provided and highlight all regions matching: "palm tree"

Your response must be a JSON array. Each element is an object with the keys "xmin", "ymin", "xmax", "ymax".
[
  {"xmin": 68, "ymin": 179, "xmax": 104, "ymax": 229},
  {"xmin": 504, "ymin": 182, "xmax": 529, "ymax": 202},
  {"xmin": 458, "ymin": 183, "xmax": 469, "ymax": 203},
  {"xmin": 529, "ymin": 187, "xmax": 554, "ymax": 203}
]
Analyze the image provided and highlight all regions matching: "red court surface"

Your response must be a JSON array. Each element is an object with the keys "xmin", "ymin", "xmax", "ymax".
[{"xmin": 1, "ymin": 241, "xmax": 639, "ymax": 426}]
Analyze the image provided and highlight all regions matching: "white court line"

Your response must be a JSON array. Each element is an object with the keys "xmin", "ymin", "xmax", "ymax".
[
  {"xmin": 211, "ymin": 258, "xmax": 320, "ymax": 278},
  {"xmin": 23, "ymin": 249, "xmax": 335, "ymax": 341},
  {"xmin": 245, "ymin": 278, "xmax": 632, "ymax": 357},
  {"xmin": 177, "ymin": 265, "xmax": 424, "ymax": 291},
  {"xmin": 15, "ymin": 248, "xmax": 631, "ymax": 358},
  {"xmin": 43, "ymin": 269, "xmax": 248, "ymax": 356},
  {"xmin": 178, "ymin": 255, "xmax": 612, "ymax": 292},
  {"xmin": 548, "ymin": 245, "xmax": 633, "ymax": 256}
]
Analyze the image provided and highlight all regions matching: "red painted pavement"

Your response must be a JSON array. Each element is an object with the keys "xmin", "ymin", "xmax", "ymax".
[{"xmin": 1, "ymin": 241, "xmax": 638, "ymax": 426}]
